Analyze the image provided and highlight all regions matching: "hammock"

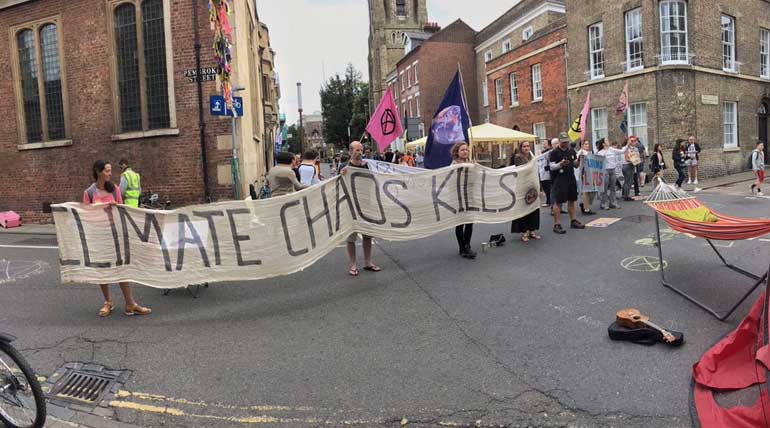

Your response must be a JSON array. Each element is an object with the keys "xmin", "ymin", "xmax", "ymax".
[
  {"xmin": 645, "ymin": 183, "xmax": 768, "ymax": 321},
  {"xmin": 646, "ymin": 183, "xmax": 770, "ymax": 241}
]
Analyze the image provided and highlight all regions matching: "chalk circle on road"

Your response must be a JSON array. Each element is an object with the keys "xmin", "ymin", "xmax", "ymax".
[
  {"xmin": 621, "ymin": 256, "xmax": 668, "ymax": 272},
  {"xmin": 0, "ymin": 259, "xmax": 49, "ymax": 284}
]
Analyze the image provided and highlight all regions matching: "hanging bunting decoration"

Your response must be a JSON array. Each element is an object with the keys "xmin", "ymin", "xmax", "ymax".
[{"xmin": 208, "ymin": 0, "xmax": 237, "ymax": 115}]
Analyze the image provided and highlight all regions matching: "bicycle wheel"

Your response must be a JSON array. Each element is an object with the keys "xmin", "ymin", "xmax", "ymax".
[{"xmin": 0, "ymin": 341, "xmax": 45, "ymax": 428}]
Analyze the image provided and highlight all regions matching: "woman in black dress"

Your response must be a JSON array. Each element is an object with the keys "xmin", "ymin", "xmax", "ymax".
[
  {"xmin": 650, "ymin": 143, "xmax": 667, "ymax": 185},
  {"xmin": 510, "ymin": 141, "xmax": 541, "ymax": 242}
]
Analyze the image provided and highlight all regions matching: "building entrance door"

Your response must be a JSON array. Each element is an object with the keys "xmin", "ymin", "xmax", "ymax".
[{"xmin": 760, "ymin": 102, "xmax": 768, "ymax": 160}]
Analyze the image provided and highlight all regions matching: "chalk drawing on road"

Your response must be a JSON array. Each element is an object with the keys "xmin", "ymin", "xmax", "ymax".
[
  {"xmin": 621, "ymin": 256, "xmax": 667, "ymax": 272},
  {"xmin": 635, "ymin": 228, "xmax": 695, "ymax": 247},
  {"xmin": 706, "ymin": 241, "xmax": 734, "ymax": 248},
  {"xmin": 0, "ymin": 259, "xmax": 49, "ymax": 285}
]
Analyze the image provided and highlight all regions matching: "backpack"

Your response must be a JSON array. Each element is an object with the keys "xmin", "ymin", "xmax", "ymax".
[{"xmin": 748, "ymin": 150, "xmax": 757, "ymax": 169}]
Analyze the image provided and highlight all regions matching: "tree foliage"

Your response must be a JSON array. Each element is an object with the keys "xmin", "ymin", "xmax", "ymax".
[{"xmin": 320, "ymin": 63, "xmax": 368, "ymax": 151}]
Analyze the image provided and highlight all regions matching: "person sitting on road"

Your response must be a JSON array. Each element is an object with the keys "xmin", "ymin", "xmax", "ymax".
[{"xmin": 84, "ymin": 160, "xmax": 151, "ymax": 318}]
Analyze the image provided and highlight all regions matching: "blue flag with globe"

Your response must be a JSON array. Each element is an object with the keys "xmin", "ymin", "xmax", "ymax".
[{"xmin": 424, "ymin": 71, "xmax": 471, "ymax": 169}]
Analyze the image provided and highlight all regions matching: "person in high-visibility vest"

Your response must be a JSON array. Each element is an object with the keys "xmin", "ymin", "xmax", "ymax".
[{"xmin": 118, "ymin": 159, "xmax": 141, "ymax": 207}]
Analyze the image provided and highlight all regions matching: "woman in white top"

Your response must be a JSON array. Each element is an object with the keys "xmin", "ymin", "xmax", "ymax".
[
  {"xmin": 298, "ymin": 150, "xmax": 320, "ymax": 186},
  {"xmin": 451, "ymin": 141, "xmax": 476, "ymax": 259},
  {"xmin": 595, "ymin": 138, "xmax": 626, "ymax": 210}
]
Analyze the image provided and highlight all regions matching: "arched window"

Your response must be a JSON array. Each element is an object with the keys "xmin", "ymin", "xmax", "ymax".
[
  {"xmin": 391, "ymin": 32, "xmax": 396, "ymax": 45},
  {"xmin": 13, "ymin": 19, "xmax": 68, "ymax": 144},
  {"xmin": 112, "ymin": 0, "xmax": 173, "ymax": 133},
  {"xmin": 396, "ymin": 0, "xmax": 406, "ymax": 17}
]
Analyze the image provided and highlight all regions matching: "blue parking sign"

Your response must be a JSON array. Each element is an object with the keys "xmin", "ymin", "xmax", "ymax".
[{"xmin": 210, "ymin": 95, "xmax": 243, "ymax": 117}]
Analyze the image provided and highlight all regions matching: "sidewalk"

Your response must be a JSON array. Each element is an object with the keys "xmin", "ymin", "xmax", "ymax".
[{"xmin": 0, "ymin": 170, "xmax": 759, "ymax": 237}]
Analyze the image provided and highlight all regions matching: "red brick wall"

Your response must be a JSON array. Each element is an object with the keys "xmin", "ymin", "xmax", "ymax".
[
  {"xmin": 0, "ymin": 0, "xmax": 232, "ymax": 222},
  {"xmin": 486, "ymin": 26, "xmax": 568, "ymax": 140},
  {"xmin": 415, "ymin": 40, "xmax": 478, "ymax": 125}
]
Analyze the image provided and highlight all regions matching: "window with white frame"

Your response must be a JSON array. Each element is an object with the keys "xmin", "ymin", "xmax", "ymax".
[
  {"xmin": 400, "ymin": 71, "xmax": 405, "ymax": 91},
  {"xmin": 629, "ymin": 103, "xmax": 648, "ymax": 150},
  {"xmin": 408, "ymin": 98, "xmax": 413, "ymax": 117},
  {"xmin": 625, "ymin": 8, "xmax": 643, "ymax": 71},
  {"xmin": 533, "ymin": 122, "xmax": 546, "ymax": 144},
  {"xmin": 406, "ymin": 66, "xmax": 411, "ymax": 87},
  {"xmin": 494, "ymin": 78, "xmax": 504, "ymax": 109},
  {"xmin": 482, "ymin": 80, "xmax": 489, "ymax": 107},
  {"xmin": 761, "ymin": 29, "xmax": 769, "ymax": 78},
  {"xmin": 723, "ymin": 101, "xmax": 738, "ymax": 148},
  {"xmin": 722, "ymin": 15, "xmax": 736, "ymax": 72},
  {"xmin": 415, "ymin": 95, "xmax": 420, "ymax": 117},
  {"xmin": 660, "ymin": 0, "xmax": 689, "ymax": 64},
  {"xmin": 509, "ymin": 72, "xmax": 518, "ymax": 106},
  {"xmin": 591, "ymin": 108, "xmax": 608, "ymax": 146},
  {"xmin": 522, "ymin": 26, "xmax": 533, "ymax": 41},
  {"xmin": 413, "ymin": 61, "xmax": 419, "ymax": 83},
  {"xmin": 502, "ymin": 39, "xmax": 511, "ymax": 53},
  {"xmin": 589, "ymin": 22, "xmax": 605, "ymax": 79},
  {"xmin": 531, "ymin": 64, "xmax": 542, "ymax": 101},
  {"xmin": 484, "ymin": 51, "xmax": 492, "ymax": 63},
  {"xmin": 401, "ymin": 99, "xmax": 406, "ymax": 116}
]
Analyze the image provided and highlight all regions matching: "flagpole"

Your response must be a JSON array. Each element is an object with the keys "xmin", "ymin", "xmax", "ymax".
[{"xmin": 456, "ymin": 63, "xmax": 474, "ymax": 160}]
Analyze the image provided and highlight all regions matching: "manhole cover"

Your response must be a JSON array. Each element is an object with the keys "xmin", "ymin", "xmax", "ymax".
[
  {"xmin": 622, "ymin": 215, "xmax": 655, "ymax": 223},
  {"xmin": 45, "ymin": 363, "xmax": 129, "ymax": 407}
]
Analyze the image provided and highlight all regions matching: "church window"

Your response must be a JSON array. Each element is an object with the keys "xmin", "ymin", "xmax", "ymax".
[{"xmin": 396, "ymin": 0, "xmax": 406, "ymax": 17}]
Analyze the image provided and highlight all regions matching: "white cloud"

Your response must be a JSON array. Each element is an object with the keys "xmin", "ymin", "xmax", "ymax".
[{"xmin": 258, "ymin": 0, "xmax": 522, "ymax": 125}]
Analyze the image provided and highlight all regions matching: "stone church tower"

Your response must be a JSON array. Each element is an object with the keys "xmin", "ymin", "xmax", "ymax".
[{"xmin": 368, "ymin": 0, "xmax": 428, "ymax": 111}]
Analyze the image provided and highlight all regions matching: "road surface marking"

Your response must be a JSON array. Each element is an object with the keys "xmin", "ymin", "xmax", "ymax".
[
  {"xmin": 0, "ymin": 244, "xmax": 58, "ymax": 249},
  {"xmin": 621, "ymin": 256, "xmax": 667, "ymax": 272}
]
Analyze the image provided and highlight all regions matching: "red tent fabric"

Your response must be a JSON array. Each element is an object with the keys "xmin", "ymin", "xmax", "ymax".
[{"xmin": 692, "ymin": 290, "xmax": 770, "ymax": 427}]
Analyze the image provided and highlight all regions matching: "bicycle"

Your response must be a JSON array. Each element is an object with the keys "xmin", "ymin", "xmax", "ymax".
[{"xmin": 0, "ymin": 332, "xmax": 46, "ymax": 428}]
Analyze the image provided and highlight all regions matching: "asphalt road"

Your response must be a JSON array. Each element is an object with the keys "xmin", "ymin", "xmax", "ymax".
[{"xmin": 2, "ymin": 179, "xmax": 768, "ymax": 428}]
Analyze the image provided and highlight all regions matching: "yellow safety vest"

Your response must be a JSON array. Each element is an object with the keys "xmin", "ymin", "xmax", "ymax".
[{"xmin": 122, "ymin": 168, "xmax": 141, "ymax": 207}]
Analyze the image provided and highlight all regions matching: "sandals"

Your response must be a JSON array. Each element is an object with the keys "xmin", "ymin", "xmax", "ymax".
[
  {"xmin": 363, "ymin": 264, "xmax": 381, "ymax": 272},
  {"xmin": 125, "ymin": 303, "xmax": 152, "ymax": 316},
  {"xmin": 349, "ymin": 268, "xmax": 359, "ymax": 277},
  {"xmin": 98, "ymin": 301, "xmax": 114, "ymax": 317},
  {"xmin": 520, "ymin": 234, "xmax": 529, "ymax": 242},
  {"xmin": 528, "ymin": 232, "xmax": 542, "ymax": 240}
]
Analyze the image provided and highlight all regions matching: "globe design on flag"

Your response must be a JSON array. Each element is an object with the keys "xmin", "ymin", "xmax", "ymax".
[{"xmin": 431, "ymin": 105, "xmax": 464, "ymax": 145}]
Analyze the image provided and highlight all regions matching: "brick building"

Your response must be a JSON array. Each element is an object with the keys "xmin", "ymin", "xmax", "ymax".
[
  {"xmin": 388, "ymin": 19, "xmax": 479, "ymax": 144},
  {"xmin": 566, "ymin": 0, "xmax": 770, "ymax": 178},
  {"xmin": 368, "ymin": 0, "xmax": 429, "ymax": 112},
  {"xmin": 475, "ymin": 0, "xmax": 567, "ymax": 134},
  {"xmin": 0, "ymin": 0, "xmax": 278, "ymax": 222}
]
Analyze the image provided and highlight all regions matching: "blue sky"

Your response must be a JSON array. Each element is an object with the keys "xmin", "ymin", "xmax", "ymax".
[{"xmin": 258, "ymin": 0, "xmax": 520, "ymax": 125}]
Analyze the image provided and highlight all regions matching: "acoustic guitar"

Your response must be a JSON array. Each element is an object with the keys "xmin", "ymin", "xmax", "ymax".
[{"xmin": 616, "ymin": 308, "xmax": 676, "ymax": 344}]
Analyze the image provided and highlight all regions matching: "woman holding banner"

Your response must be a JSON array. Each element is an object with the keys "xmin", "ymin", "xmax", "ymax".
[
  {"xmin": 451, "ymin": 142, "xmax": 477, "ymax": 259},
  {"xmin": 510, "ymin": 142, "xmax": 541, "ymax": 242},
  {"xmin": 84, "ymin": 160, "xmax": 152, "ymax": 317}
]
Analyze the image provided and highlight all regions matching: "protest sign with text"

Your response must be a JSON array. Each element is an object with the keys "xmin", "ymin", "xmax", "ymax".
[
  {"xmin": 53, "ymin": 162, "xmax": 540, "ymax": 288},
  {"xmin": 580, "ymin": 153, "xmax": 605, "ymax": 193}
]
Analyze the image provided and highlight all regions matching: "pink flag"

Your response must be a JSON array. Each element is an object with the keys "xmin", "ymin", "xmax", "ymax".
[
  {"xmin": 615, "ymin": 82, "xmax": 628, "ymax": 116},
  {"xmin": 366, "ymin": 87, "xmax": 403, "ymax": 151},
  {"xmin": 568, "ymin": 91, "xmax": 590, "ymax": 142}
]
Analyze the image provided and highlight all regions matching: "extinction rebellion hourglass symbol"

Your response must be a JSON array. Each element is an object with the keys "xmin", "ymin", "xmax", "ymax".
[{"xmin": 380, "ymin": 109, "xmax": 397, "ymax": 136}]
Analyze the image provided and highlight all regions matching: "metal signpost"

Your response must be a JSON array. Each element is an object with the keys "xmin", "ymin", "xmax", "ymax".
[{"xmin": 210, "ymin": 92, "xmax": 245, "ymax": 199}]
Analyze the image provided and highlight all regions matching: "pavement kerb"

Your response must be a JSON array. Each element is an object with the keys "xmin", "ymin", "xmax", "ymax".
[{"xmin": 0, "ymin": 172, "xmax": 759, "ymax": 238}]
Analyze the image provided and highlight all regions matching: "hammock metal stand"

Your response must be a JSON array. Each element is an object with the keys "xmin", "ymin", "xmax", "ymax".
[{"xmin": 653, "ymin": 213, "xmax": 765, "ymax": 321}]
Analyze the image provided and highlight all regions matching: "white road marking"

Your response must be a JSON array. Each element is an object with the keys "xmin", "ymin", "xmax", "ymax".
[{"xmin": 0, "ymin": 244, "xmax": 58, "ymax": 249}]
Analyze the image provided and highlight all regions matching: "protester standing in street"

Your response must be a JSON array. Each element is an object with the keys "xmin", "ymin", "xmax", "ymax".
[
  {"xmin": 451, "ymin": 141, "xmax": 477, "ymax": 258},
  {"xmin": 686, "ymin": 135, "xmax": 701, "ymax": 185},
  {"xmin": 672, "ymin": 139, "xmax": 687, "ymax": 188},
  {"xmin": 266, "ymin": 152, "xmax": 308, "ymax": 197},
  {"xmin": 538, "ymin": 139, "xmax": 553, "ymax": 207},
  {"xmin": 752, "ymin": 142, "xmax": 765, "ymax": 196},
  {"xmin": 577, "ymin": 140, "xmax": 596, "ymax": 215},
  {"xmin": 85, "ymin": 160, "xmax": 151, "ymax": 317},
  {"xmin": 415, "ymin": 151, "xmax": 425, "ymax": 168},
  {"xmin": 650, "ymin": 143, "xmax": 667, "ymax": 185},
  {"xmin": 549, "ymin": 133, "xmax": 585, "ymax": 234},
  {"xmin": 298, "ymin": 150, "xmax": 319, "ymax": 186},
  {"xmin": 635, "ymin": 144, "xmax": 647, "ymax": 193},
  {"xmin": 596, "ymin": 139, "xmax": 624, "ymax": 210},
  {"xmin": 118, "ymin": 159, "xmax": 141, "ymax": 208},
  {"xmin": 621, "ymin": 136, "xmax": 640, "ymax": 201},
  {"xmin": 510, "ymin": 142, "xmax": 541, "ymax": 242},
  {"xmin": 341, "ymin": 141, "xmax": 382, "ymax": 276}
]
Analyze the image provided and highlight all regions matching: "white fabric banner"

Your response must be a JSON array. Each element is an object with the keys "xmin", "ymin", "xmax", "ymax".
[{"xmin": 53, "ymin": 162, "xmax": 540, "ymax": 288}]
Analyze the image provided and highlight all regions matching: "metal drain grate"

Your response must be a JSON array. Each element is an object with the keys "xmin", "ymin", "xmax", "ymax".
[{"xmin": 50, "ymin": 370, "xmax": 118, "ymax": 404}]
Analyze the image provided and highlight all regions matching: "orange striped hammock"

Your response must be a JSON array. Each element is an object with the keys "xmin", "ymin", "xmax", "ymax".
[{"xmin": 646, "ymin": 188, "xmax": 770, "ymax": 241}]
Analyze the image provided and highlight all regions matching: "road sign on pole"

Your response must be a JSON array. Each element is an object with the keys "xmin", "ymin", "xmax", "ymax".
[{"xmin": 210, "ymin": 95, "xmax": 244, "ymax": 117}]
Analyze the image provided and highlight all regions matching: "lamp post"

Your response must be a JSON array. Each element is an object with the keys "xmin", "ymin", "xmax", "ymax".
[
  {"xmin": 297, "ymin": 82, "xmax": 304, "ymax": 154},
  {"xmin": 230, "ymin": 86, "xmax": 245, "ymax": 200}
]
